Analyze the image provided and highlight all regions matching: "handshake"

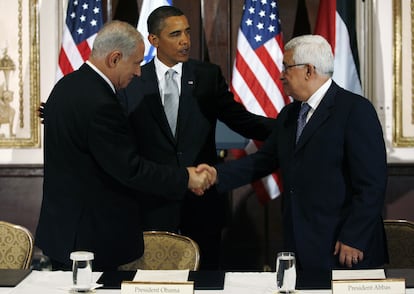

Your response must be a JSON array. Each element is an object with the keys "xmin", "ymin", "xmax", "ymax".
[{"xmin": 186, "ymin": 164, "xmax": 217, "ymax": 195}]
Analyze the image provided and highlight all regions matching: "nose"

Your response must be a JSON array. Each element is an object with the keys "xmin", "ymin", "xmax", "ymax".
[
  {"xmin": 280, "ymin": 71, "xmax": 285, "ymax": 81},
  {"xmin": 180, "ymin": 31, "xmax": 190, "ymax": 45}
]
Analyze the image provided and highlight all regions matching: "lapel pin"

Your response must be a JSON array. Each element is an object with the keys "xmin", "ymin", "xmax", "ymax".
[{"xmin": 188, "ymin": 80, "xmax": 194, "ymax": 85}]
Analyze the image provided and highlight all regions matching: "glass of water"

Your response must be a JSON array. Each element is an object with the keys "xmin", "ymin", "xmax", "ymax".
[
  {"xmin": 276, "ymin": 251, "xmax": 296, "ymax": 293},
  {"xmin": 70, "ymin": 251, "xmax": 94, "ymax": 292}
]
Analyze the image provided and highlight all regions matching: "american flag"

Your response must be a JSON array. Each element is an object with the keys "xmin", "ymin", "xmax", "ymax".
[
  {"xmin": 231, "ymin": 0, "xmax": 290, "ymax": 204},
  {"xmin": 56, "ymin": 0, "xmax": 103, "ymax": 80}
]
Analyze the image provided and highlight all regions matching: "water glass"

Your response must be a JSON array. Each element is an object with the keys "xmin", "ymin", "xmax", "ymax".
[
  {"xmin": 276, "ymin": 251, "xmax": 296, "ymax": 293},
  {"xmin": 70, "ymin": 251, "xmax": 94, "ymax": 292}
]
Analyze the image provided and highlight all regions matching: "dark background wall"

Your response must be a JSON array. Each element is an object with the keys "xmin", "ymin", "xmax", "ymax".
[{"xmin": 1, "ymin": 0, "xmax": 413, "ymax": 271}]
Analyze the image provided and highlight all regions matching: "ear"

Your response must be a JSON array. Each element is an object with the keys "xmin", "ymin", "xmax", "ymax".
[
  {"xmin": 304, "ymin": 64, "xmax": 313, "ymax": 80},
  {"xmin": 148, "ymin": 34, "xmax": 159, "ymax": 47},
  {"xmin": 107, "ymin": 51, "xmax": 122, "ymax": 68},
  {"xmin": 306, "ymin": 64, "xmax": 316, "ymax": 76}
]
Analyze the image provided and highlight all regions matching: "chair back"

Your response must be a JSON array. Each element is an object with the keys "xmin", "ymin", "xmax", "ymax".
[
  {"xmin": 0, "ymin": 221, "xmax": 34, "ymax": 269},
  {"xmin": 118, "ymin": 231, "xmax": 200, "ymax": 271},
  {"xmin": 384, "ymin": 219, "xmax": 414, "ymax": 268}
]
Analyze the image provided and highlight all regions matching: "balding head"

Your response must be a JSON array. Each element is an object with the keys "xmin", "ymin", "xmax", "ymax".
[{"xmin": 89, "ymin": 20, "xmax": 145, "ymax": 90}]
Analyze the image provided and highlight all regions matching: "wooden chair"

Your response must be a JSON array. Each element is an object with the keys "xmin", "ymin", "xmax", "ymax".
[
  {"xmin": 118, "ymin": 231, "xmax": 200, "ymax": 271},
  {"xmin": 384, "ymin": 219, "xmax": 414, "ymax": 268},
  {"xmin": 0, "ymin": 221, "xmax": 34, "ymax": 269}
]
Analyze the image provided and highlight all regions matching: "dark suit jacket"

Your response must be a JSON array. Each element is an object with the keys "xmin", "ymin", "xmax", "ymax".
[
  {"xmin": 36, "ymin": 64, "xmax": 189, "ymax": 270},
  {"xmin": 216, "ymin": 81, "xmax": 388, "ymax": 270},
  {"xmin": 118, "ymin": 59, "xmax": 276, "ymax": 233}
]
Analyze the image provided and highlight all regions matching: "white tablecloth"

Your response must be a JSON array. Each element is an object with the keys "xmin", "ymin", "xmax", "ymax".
[{"xmin": 0, "ymin": 271, "xmax": 413, "ymax": 294}]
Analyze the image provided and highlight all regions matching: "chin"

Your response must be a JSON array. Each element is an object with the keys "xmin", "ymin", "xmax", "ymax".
[
  {"xmin": 282, "ymin": 90, "xmax": 290, "ymax": 97},
  {"xmin": 178, "ymin": 56, "xmax": 190, "ymax": 62}
]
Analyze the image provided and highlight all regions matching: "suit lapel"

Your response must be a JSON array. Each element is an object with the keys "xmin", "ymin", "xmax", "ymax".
[
  {"xmin": 284, "ymin": 101, "xmax": 301, "ymax": 148},
  {"xmin": 295, "ymin": 82, "xmax": 338, "ymax": 150},
  {"xmin": 175, "ymin": 61, "xmax": 196, "ymax": 141},
  {"xmin": 143, "ymin": 61, "xmax": 176, "ymax": 143}
]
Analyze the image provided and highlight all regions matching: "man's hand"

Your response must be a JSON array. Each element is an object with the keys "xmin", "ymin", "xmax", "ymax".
[
  {"xmin": 334, "ymin": 241, "xmax": 364, "ymax": 268},
  {"xmin": 38, "ymin": 102, "xmax": 45, "ymax": 124},
  {"xmin": 186, "ymin": 166, "xmax": 215, "ymax": 196},
  {"xmin": 196, "ymin": 163, "xmax": 217, "ymax": 184},
  {"xmin": 189, "ymin": 164, "xmax": 217, "ymax": 195}
]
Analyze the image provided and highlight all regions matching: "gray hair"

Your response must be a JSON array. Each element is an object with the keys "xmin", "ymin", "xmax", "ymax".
[
  {"xmin": 91, "ymin": 20, "xmax": 144, "ymax": 59},
  {"xmin": 285, "ymin": 35, "xmax": 334, "ymax": 77}
]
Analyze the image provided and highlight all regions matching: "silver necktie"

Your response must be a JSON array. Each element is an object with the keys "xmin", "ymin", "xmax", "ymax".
[
  {"xmin": 296, "ymin": 103, "xmax": 311, "ymax": 143},
  {"xmin": 164, "ymin": 69, "xmax": 179, "ymax": 136}
]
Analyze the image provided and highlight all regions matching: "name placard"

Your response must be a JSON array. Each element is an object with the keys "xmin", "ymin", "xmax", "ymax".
[
  {"xmin": 121, "ymin": 281, "xmax": 194, "ymax": 294},
  {"xmin": 332, "ymin": 279, "xmax": 405, "ymax": 294}
]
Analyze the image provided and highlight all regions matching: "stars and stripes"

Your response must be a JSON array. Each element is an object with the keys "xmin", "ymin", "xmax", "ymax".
[
  {"xmin": 231, "ymin": 0, "xmax": 290, "ymax": 204},
  {"xmin": 56, "ymin": 0, "xmax": 103, "ymax": 81}
]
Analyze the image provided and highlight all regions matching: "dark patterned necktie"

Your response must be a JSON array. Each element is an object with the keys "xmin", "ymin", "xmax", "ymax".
[
  {"xmin": 164, "ymin": 69, "xmax": 179, "ymax": 136},
  {"xmin": 296, "ymin": 103, "xmax": 311, "ymax": 143}
]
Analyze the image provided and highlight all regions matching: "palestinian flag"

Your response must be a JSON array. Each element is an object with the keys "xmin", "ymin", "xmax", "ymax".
[{"xmin": 314, "ymin": 0, "xmax": 362, "ymax": 95}]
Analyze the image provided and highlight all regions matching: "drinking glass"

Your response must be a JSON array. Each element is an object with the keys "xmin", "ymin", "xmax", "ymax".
[
  {"xmin": 70, "ymin": 251, "xmax": 94, "ymax": 292},
  {"xmin": 276, "ymin": 251, "xmax": 296, "ymax": 293}
]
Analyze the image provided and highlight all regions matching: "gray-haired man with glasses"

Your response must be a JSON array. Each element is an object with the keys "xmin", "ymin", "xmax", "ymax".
[{"xmin": 207, "ymin": 34, "xmax": 388, "ymax": 271}]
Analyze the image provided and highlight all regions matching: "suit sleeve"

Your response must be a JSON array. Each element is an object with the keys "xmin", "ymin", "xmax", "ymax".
[
  {"xmin": 216, "ymin": 124, "xmax": 280, "ymax": 192},
  {"xmin": 88, "ymin": 101, "xmax": 189, "ymax": 199},
  {"xmin": 338, "ymin": 97, "xmax": 387, "ymax": 251},
  {"xmin": 204, "ymin": 64, "xmax": 277, "ymax": 140}
]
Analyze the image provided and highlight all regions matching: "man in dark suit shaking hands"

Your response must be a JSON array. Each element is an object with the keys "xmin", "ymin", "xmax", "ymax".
[
  {"xmin": 36, "ymin": 20, "xmax": 214, "ymax": 271},
  {"xmin": 212, "ymin": 35, "xmax": 388, "ymax": 270},
  {"xmin": 118, "ymin": 6, "xmax": 276, "ymax": 269}
]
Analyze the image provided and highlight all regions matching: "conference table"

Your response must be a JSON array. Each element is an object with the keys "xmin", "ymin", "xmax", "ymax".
[{"xmin": 1, "ymin": 270, "xmax": 414, "ymax": 294}]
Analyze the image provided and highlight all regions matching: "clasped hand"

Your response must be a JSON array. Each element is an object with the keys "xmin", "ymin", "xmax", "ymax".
[{"xmin": 186, "ymin": 164, "xmax": 217, "ymax": 195}]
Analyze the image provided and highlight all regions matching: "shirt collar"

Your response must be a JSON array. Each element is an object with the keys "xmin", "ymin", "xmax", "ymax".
[
  {"xmin": 86, "ymin": 60, "xmax": 116, "ymax": 93},
  {"xmin": 305, "ymin": 78, "xmax": 332, "ymax": 110},
  {"xmin": 154, "ymin": 56, "xmax": 182, "ymax": 81}
]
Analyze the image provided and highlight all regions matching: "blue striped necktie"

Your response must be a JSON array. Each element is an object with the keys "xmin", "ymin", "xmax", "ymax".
[{"xmin": 296, "ymin": 103, "xmax": 311, "ymax": 143}]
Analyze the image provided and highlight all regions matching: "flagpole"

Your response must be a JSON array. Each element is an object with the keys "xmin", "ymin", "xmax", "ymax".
[
  {"xmin": 200, "ymin": 0, "xmax": 206, "ymax": 61},
  {"xmin": 106, "ymin": 0, "xmax": 112, "ymax": 22},
  {"xmin": 356, "ymin": 0, "xmax": 374, "ymax": 100}
]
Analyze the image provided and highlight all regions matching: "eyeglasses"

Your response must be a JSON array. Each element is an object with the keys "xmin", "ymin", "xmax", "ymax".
[{"xmin": 282, "ymin": 63, "xmax": 308, "ymax": 73}]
